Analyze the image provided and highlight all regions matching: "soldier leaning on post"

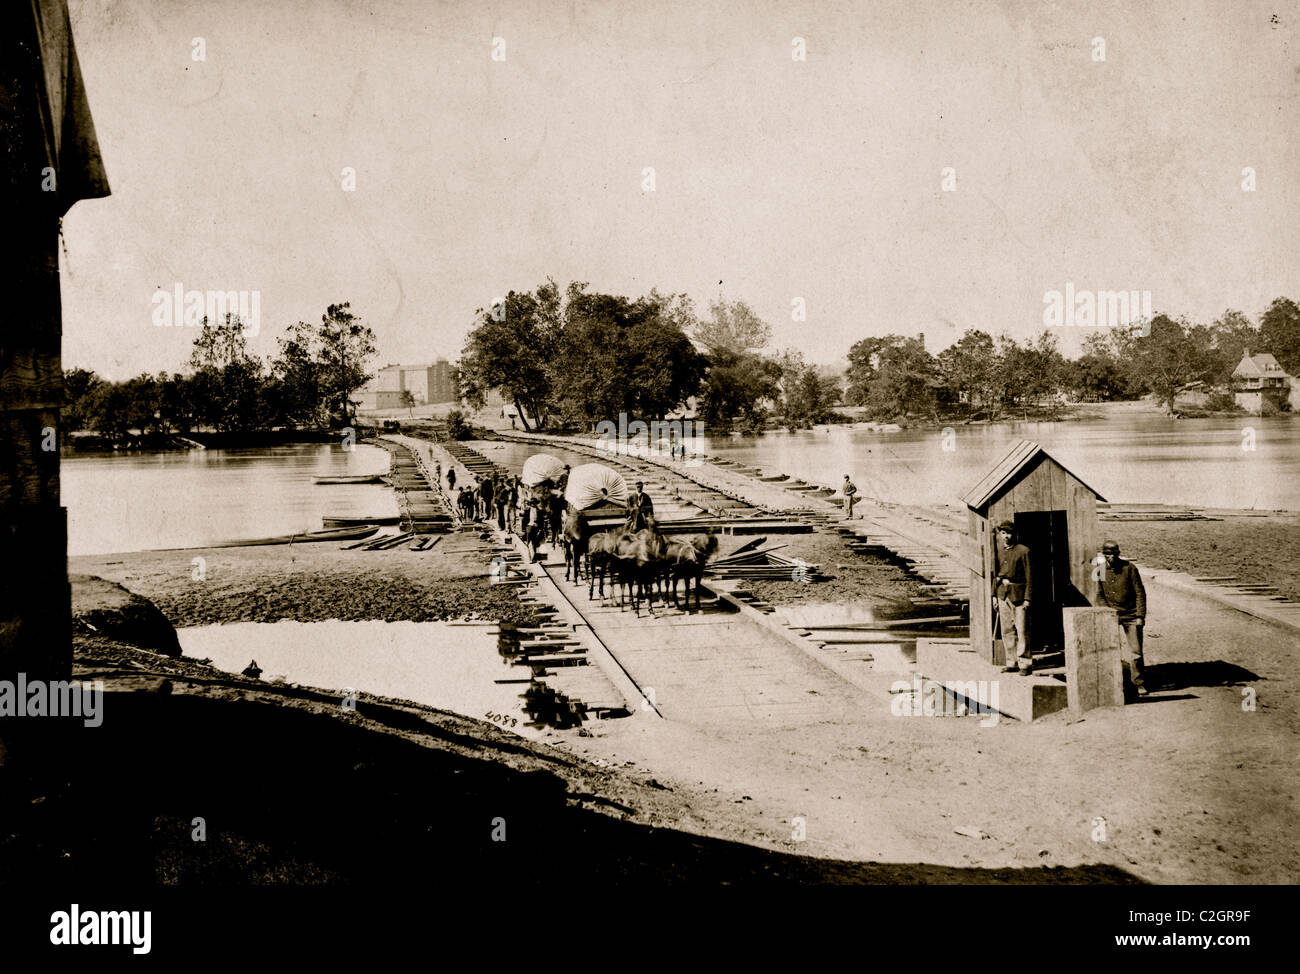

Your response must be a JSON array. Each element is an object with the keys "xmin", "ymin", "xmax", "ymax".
[
  {"xmin": 1096, "ymin": 540, "xmax": 1149, "ymax": 698},
  {"xmin": 994, "ymin": 520, "xmax": 1034, "ymax": 675}
]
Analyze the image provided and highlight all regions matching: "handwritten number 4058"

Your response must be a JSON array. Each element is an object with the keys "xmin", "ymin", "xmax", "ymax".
[{"xmin": 485, "ymin": 711, "xmax": 518, "ymax": 728}]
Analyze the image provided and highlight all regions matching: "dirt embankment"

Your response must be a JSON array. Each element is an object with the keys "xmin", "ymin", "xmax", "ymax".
[
  {"xmin": 1105, "ymin": 514, "xmax": 1300, "ymax": 603},
  {"xmin": 1, "ymin": 579, "xmax": 1138, "ymax": 886},
  {"xmin": 72, "ymin": 543, "xmax": 543, "ymax": 629},
  {"xmin": 70, "ymin": 574, "xmax": 181, "ymax": 656}
]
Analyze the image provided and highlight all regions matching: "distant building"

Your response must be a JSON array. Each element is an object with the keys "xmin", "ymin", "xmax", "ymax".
[
  {"xmin": 1232, "ymin": 351, "xmax": 1297, "ymax": 414},
  {"xmin": 356, "ymin": 358, "xmax": 459, "ymax": 411}
]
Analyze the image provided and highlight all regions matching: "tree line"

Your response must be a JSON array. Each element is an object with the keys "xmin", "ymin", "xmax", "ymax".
[
  {"xmin": 458, "ymin": 283, "xmax": 1299, "ymax": 430},
  {"xmin": 456, "ymin": 281, "xmax": 841, "ymax": 433},
  {"xmin": 64, "ymin": 303, "xmax": 377, "ymax": 445},
  {"xmin": 846, "ymin": 297, "xmax": 1299, "ymax": 421}
]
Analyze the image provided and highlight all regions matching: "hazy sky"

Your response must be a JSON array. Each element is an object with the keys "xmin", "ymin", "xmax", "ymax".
[{"xmin": 60, "ymin": 0, "xmax": 1298, "ymax": 379}]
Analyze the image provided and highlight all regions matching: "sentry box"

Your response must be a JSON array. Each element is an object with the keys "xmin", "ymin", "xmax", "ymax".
[{"xmin": 959, "ymin": 440, "xmax": 1106, "ymax": 668}]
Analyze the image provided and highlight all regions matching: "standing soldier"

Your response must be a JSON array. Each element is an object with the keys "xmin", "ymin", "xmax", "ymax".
[
  {"xmin": 507, "ymin": 476, "xmax": 520, "ymax": 533},
  {"xmin": 495, "ymin": 478, "xmax": 511, "ymax": 531},
  {"xmin": 521, "ymin": 498, "xmax": 542, "ymax": 561},
  {"xmin": 479, "ymin": 474, "xmax": 495, "ymax": 522},
  {"xmin": 547, "ymin": 488, "xmax": 565, "ymax": 547},
  {"xmin": 1096, "ymin": 540, "xmax": 1149, "ymax": 698},
  {"xmin": 842, "ymin": 475, "xmax": 858, "ymax": 519},
  {"xmin": 447, "ymin": 466, "xmax": 456, "ymax": 492},
  {"xmin": 994, "ymin": 520, "xmax": 1034, "ymax": 674}
]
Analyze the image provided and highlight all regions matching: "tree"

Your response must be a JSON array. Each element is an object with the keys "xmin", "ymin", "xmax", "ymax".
[
  {"xmin": 697, "ymin": 350, "xmax": 781, "ymax": 431},
  {"xmin": 399, "ymin": 389, "xmax": 416, "ymax": 418},
  {"xmin": 558, "ymin": 288, "xmax": 703, "ymax": 421},
  {"xmin": 272, "ymin": 320, "xmax": 326, "ymax": 429},
  {"xmin": 845, "ymin": 337, "xmax": 895, "ymax": 406},
  {"xmin": 62, "ymin": 367, "xmax": 103, "ymax": 431},
  {"xmin": 458, "ymin": 287, "xmax": 559, "ymax": 431},
  {"xmin": 935, "ymin": 330, "xmax": 999, "ymax": 415},
  {"xmin": 189, "ymin": 314, "xmax": 251, "ymax": 371},
  {"xmin": 863, "ymin": 336, "xmax": 937, "ymax": 420},
  {"xmin": 774, "ymin": 349, "xmax": 836, "ymax": 427},
  {"xmin": 318, "ymin": 302, "xmax": 376, "ymax": 428},
  {"xmin": 1258, "ymin": 297, "xmax": 1300, "ymax": 374},
  {"xmin": 445, "ymin": 408, "xmax": 473, "ymax": 440},
  {"xmin": 1208, "ymin": 309, "xmax": 1259, "ymax": 383},
  {"xmin": 1127, "ymin": 314, "xmax": 1218, "ymax": 414},
  {"xmin": 692, "ymin": 299, "xmax": 771, "ymax": 357},
  {"xmin": 87, "ymin": 382, "xmax": 132, "ymax": 444},
  {"xmin": 159, "ymin": 372, "xmax": 199, "ymax": 434}
]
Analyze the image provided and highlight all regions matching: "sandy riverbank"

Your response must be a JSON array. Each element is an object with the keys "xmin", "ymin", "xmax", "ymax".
[
  {"xmin": 1106, "ymin": 513, "xmax": 1300, "ymax": 603},
  {"xmin": 50, "ymin": 430, "xmax": 1300, "ymax": 885},
  {"xmin": 0, "ymin": 574, "xmax": 1141, "ymax": 886},
  {"xmin": 59, "ymin": 508, "xmax": 1300, "ymax": 885}
]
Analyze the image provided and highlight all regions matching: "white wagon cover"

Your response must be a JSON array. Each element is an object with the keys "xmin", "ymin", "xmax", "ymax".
[
  {"xmin": 521, "ymin": 452, "xmax": 567, "ymax": 487},
  {"xmin": 564, "ymin": 463, "xmax": 628, "ymax": 510}
]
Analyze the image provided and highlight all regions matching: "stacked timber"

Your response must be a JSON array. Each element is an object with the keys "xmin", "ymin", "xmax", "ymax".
[{"xmin": 705, "ymin": 538, "xmax": 823, "ymax": 582}]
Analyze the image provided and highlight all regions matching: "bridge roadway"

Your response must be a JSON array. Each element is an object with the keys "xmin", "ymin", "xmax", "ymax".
[{"xmin": 522, "ymin": 543, "xmax": 876, "ymax": 730}]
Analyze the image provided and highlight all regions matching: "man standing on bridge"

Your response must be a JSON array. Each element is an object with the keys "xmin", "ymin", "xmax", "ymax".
[
  {"xmin": 1096, "ymin": 540, "xmax": 1149, "ymax": 698},
  {"xmin": 842, "ymin": 475, "xmax": 858, "ymax": 519}
]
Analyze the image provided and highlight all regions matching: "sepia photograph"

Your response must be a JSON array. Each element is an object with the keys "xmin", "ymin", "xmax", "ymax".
[{"xmin": 1, "ymin": 0, "xmax": 1295, "ymax": 955}]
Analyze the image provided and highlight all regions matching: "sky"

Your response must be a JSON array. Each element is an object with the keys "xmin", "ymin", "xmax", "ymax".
[{"xmin": 59, "ymin": 0, "xmax": 1299, "ymax": 379}]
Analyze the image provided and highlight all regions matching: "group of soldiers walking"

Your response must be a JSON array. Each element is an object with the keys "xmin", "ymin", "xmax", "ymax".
[
  {"xmin": 449, "ymin": 464, "xmax": 573, "ymax": 559},
  {"xmin": 445, "ymin": 455, "xmax": 661, "ymax": 566}
]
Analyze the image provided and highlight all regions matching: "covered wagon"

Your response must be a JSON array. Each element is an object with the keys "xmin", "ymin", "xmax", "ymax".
[{"xmin": 564, "ymin": 463, "xmax": 628, "ymax": 514}]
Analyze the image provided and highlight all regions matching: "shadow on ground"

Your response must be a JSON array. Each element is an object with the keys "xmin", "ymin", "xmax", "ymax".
[
  {"xmin": 1146, "ymin": 660, "xmax": 1260, "ymax": 692},
  {"xmin": 1, "ymin": 690, "xmax": 1143, "ymax": 886}
]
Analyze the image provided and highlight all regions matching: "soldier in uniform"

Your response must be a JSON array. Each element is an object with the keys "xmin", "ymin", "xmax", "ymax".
[
  {"xmin": 1096, "ymin": 540, "xmax": 1149, "ymax": 698},
  {"xmin": 625, "ymin": 481, "xmax": 654, "ymax": 533},
  {"xmin": 994, "ymin": 520, "xmax": 1034, "ymax": 674}
]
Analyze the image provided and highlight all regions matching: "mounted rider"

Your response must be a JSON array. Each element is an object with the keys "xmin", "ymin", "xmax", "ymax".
[{"xmin": 625, "ymin": 481, "xmax": 654, "ymax": 533}]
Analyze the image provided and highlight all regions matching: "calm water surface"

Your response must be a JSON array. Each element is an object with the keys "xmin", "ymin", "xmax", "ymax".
[
  {"xmin": 176, "ymin": 620, "xmax": 547, "ymax": 738},
  {"xmin": 63, "ymin": 443, "xmax": 396, "ymax": 555},
  {"xmin": 697, "ymin": 415, "xmax": 1300, "ymax": 510}
]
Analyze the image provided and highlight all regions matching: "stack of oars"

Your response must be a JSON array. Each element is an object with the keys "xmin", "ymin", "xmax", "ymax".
[{"xmin": 705, "ymin": 537, "xmax": 822, "ymax": 582}]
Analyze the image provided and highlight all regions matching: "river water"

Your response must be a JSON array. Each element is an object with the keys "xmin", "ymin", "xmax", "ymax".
[
  {"xmin": 696, "ymin": 414, "xmax": 1300, "ymax": 511},
  {"xmin": 174, "ymin": 620, "xmax": 551, "ymax": 739},
  {"xmin": 63, "ymin": 442, "xmax": 397, "ymax": 555},
  {"xmin": 61, "ymin": 415, "xmax": 1298, "ymax": 556}
]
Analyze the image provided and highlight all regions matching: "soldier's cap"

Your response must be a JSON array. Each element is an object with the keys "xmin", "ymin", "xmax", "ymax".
[
  {"xmin": 996, "ymin": 520, "xmax": 1015, "ymax": 533},
  {"xmin": 1102, "ymin": 540, "xmax": 1120, "ymax": 553},
  {"xmin": 636, "ymin": 481, "xmax": 643, "ymax": 488}
]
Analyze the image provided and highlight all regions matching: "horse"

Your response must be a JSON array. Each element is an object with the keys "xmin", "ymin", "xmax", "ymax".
[
  {"xmin": 662, "ymin": 532, "xmax": 719, "ymax": 612},
  {"xmin": 561, "ymin": 507, "xmax": 592, "ymax": 583},
  {"xmin": 614, "ymin": 519, "xmax": 669, "ymax": 616},
  {"xmin": 587, "ymin": 528, "xmax": 628, "ymax": 601}
]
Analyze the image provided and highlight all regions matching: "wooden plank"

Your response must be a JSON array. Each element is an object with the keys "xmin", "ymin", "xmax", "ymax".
[{"xmin": 1063, "ymin": 607, "xmax": 1123, "ymax": 713}]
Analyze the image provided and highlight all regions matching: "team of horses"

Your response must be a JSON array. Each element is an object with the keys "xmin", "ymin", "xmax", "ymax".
[{"xmin": 559, "ymin": 510, "xmax": 718, "ymax": 616}]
